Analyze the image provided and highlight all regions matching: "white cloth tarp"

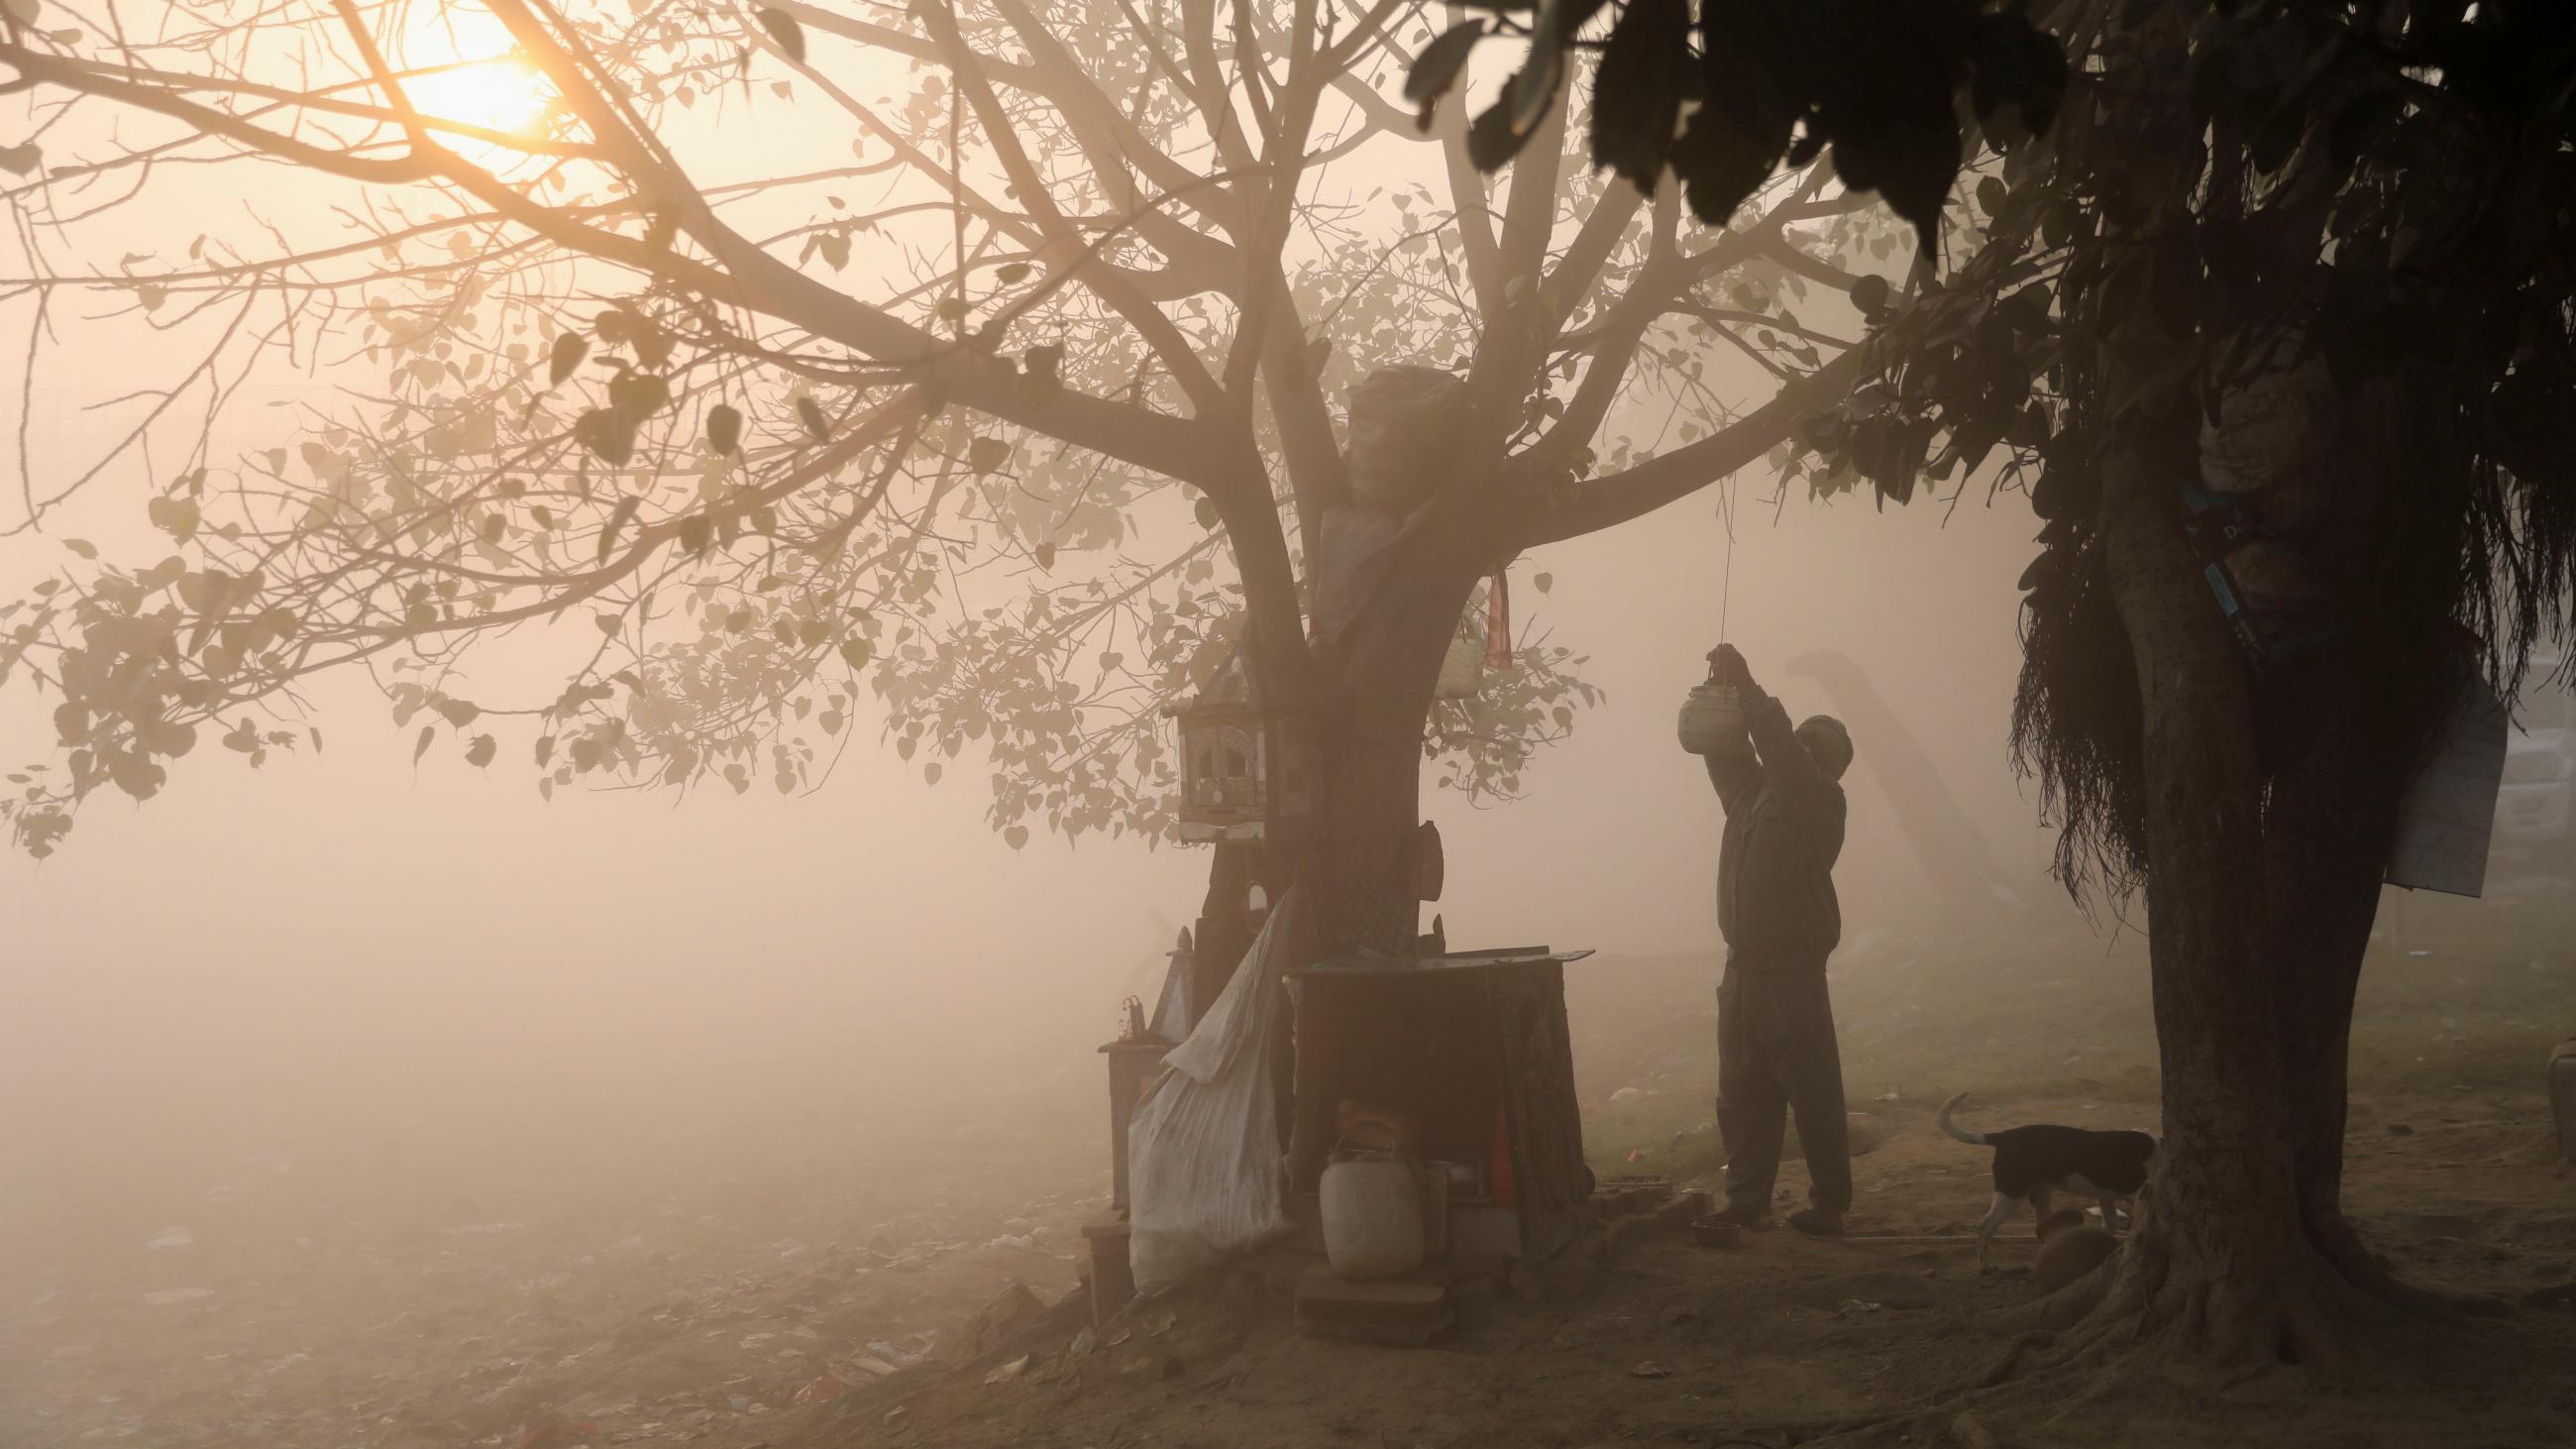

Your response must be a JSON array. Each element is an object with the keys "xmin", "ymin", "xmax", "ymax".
[
  {"xmin": 1126, "ymin": 885, "xmax": 1304, "ymax": 1295},
  {"xmin": 2387, "ymin": 673, "xmax": 2508, "ymax": 897}
]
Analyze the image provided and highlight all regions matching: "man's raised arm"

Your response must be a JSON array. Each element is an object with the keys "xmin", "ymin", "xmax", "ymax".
[{"xmin": 1699, "ymin": 644, "xmax": 1762, "ymax": 812}]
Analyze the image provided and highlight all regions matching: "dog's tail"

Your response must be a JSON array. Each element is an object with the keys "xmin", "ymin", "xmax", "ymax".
[{"xmin": 1938, "ymin": 1091, "xmax": 1986, "ymax": 1146}]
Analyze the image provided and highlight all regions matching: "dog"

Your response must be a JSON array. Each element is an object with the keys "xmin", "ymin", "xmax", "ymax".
[
  {"xmin": 2031, "ymin": 1208, "xmax": 2117, "ymax": 1292},
  {"xmin": 1938, "ymin": 1092, "xmax": 2157, "ymax": 1271}
]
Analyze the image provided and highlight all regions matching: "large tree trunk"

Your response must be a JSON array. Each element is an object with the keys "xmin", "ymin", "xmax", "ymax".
[
  {"xmin": 1266, "ymin": 507, "xmax": 1490, "ymax": 1188},
  {"xmin": 1307, "ymin": 559, "xmax": 1480, "ymax": 956},
  {"xmin": 2054, "ymin": 257, "xmax": 2444, "ymax": 1383},
  {"xmin": 2090, "ymin": 431, "xmax": 2329, "ymax": 1376},
  {"xmin": 2032, "ymin": 450, "xmax": 2453, "ymax": 1391},
  {"xmin": 2265, "ymin": 651, "xmax": 2420, "ymax": 1312}
]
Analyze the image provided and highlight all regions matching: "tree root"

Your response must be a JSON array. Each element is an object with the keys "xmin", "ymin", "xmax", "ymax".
[
  {"xmin": 2306, "ymin": 1206, "xmax": 2512, "ymax": 1320},
  {"xmin": 1978, "ymin": 1255, "xmax": 2115, "ymax": 1334},
  {"xmin": 1759, "ymin": 1216, "xmax": 2522, "ymax": 1449},
  {"xmin": 1811, "ymin": 1236, "xmax": 2503, "ymax": 1448}
]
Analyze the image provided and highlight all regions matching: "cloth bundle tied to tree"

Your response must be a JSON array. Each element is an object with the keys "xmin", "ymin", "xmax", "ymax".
[
  {"xmin": 1344, "ymin": 366, "xmax": 1473, "ymax": 517},
  {"xmin": 1312, "ymin": 367, "xmax": 1476, "ymax": 645}
]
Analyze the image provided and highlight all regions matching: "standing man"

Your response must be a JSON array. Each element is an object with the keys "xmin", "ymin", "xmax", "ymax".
[{"xmin": 1699, "ymin": 643, "xmax": 1856, "ymax": 1236}]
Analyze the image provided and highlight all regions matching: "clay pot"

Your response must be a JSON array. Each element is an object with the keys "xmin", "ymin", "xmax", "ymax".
[{"xmin": 1678, "ymin": 684, "xmax": 1751, "ymax": 756}]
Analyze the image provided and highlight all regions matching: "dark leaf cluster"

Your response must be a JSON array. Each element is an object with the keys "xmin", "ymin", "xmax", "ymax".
[{"xmin": 1413, "ymin": 0, "xmax": 2067, "ymax": 257}]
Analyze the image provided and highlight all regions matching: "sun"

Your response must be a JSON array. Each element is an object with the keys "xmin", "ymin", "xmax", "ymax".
[{"xmin": 406, "ymin": 56, "xmax": 548, "ymax": 136}]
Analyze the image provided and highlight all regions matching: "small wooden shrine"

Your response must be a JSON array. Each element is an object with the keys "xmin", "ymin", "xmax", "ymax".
[{"xmin": 1284, "ymin": 947, "xmax": 1596, "ymax": 1266}]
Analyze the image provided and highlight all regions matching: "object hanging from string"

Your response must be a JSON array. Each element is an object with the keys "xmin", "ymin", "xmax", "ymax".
[{"xmin": 1717, "ymin": 476, "xmax": 1737, "ymax": 648}]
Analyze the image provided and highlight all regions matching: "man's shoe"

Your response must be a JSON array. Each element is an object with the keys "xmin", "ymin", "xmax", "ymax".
[{"xmin": 1787, "ymin": 1208, "xmax": 1844, "ymax": 1238}]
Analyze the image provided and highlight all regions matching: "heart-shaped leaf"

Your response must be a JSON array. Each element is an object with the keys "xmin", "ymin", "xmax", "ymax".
[
  {"xmin": 549, "ymin": 331, "xmax": 589, "ymax": 387},
  {"xmin": 576, "ymin": 408, "xmax": 635, "ymax": 467},
  {"xmin": 757, "ymin": 8, "xmax": 805, "ymax": 64}
]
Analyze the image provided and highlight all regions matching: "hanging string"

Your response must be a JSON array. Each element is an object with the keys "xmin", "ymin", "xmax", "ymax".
[{"xmin": 1717, "ymin": 475, "xmax": 1738, "ymax": 648}]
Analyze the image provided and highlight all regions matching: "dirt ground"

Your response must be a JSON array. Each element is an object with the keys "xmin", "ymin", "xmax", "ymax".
[
  {"xmin": 766, "ymin": 1080, "xmax": 2576, "ymax": 1449},
  {"xmin": 8, "ymin": 889, "xmax": 2575, "ymax": 1448}
]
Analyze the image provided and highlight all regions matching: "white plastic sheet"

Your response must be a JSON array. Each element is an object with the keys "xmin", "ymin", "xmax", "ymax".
[
  {"xmin": 1126, "ymin": 886, "xmax": 1304, "ymax": 1295},
  {"xmin": 2387, "ymin": 674, "xmax": 2508, "ymax": 897}
]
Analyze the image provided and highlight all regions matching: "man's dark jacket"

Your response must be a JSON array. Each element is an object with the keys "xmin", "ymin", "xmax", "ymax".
[{"xmin": 1706, "ymin": 692, "xmax": 1846, "ymax": 968}]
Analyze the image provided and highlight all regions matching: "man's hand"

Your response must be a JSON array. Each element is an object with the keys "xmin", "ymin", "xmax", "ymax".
[{"xmin": 1706, "ymin": 643, "xmax": 1755, "ymax": 689}]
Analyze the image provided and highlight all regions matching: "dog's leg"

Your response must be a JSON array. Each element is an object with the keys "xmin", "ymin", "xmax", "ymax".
[
  {"xmin": 2026, "ymin": 1183, "xmax": 2054, "ymax": 1237},
  {"xmin": 1976, "ymin": 1192, "xmax": 2017, "ymax": 1272},
  {"xmin": 2097, "ymin": 1195, "xmax": 2121, "ymax": 1233}
]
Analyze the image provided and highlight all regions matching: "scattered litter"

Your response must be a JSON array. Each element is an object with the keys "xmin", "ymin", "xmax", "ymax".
[
  {"xmin": 790, "ymin": 1374, "xmax": 848, "ymax": 1406},
  {"xmin": 1878, "ymin": 1091, "xmax": 1900, "ymax": 1102},
  {"xmin": 1142, "ymin": 1309, "xmax": 1177, "ymax": 1337},
  {"xmin": 960, "ymin": 1282, "xmax": 1046, "ymax": 1357},
  {"xmin": 981, "ymin": 1354, "xmax": 1032, "ymax": 1386},
  {"xmin": 1069, "ymin": 1326, "xmax": 1097, "ymax": 1357},
  {"xmin": 866, "ymin": 1340, "xmax": 925, "ymax": 1369},
  {"xmin": 146, "ymin": 1228, "xmax": 194, "ymax": 1251},
  {"xmin": 1628, "ymin": 1360, "xmax": 1674, "ymax": 1378},
  {"xmin": 987, "ymin": 1234, "xmax": 1036, "ymax": 1251},
  {"xmin": 142, "ymin": 1288, "xmax": 213, "ymax": 1306},
  {"xmin": 1840, "ymin": 1300, "xmax": 1884, "ymax": 1315}
]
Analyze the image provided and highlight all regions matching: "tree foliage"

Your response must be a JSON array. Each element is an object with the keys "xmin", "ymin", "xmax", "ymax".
[
  {"xmin": 1475, "ymin": 0, "xmax": 2576, "ymax": 901},
  {"xmin": 0, "ymin": 0, "xmax": 1934, "ymax": 858},
  {"xmin": 1414, "ymin": 0, "xmax": 2066, "ymax": 249},
  {"xmin": 1900, "ymin": 0, "xmax": 2572, "ymax": 897}
]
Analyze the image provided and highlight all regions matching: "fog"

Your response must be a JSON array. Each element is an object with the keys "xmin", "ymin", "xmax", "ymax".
[
  {"xmin": 0, "ymin": 446, "xmax": 2048, "ymax": 1227},
  {"xmin": 1, "ymin": 406, "xmax": 2056, "ymax": 1440},
  {"xmin": 17, "ymin": 9, "xmax": 2572, "ymax": 1446}
]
